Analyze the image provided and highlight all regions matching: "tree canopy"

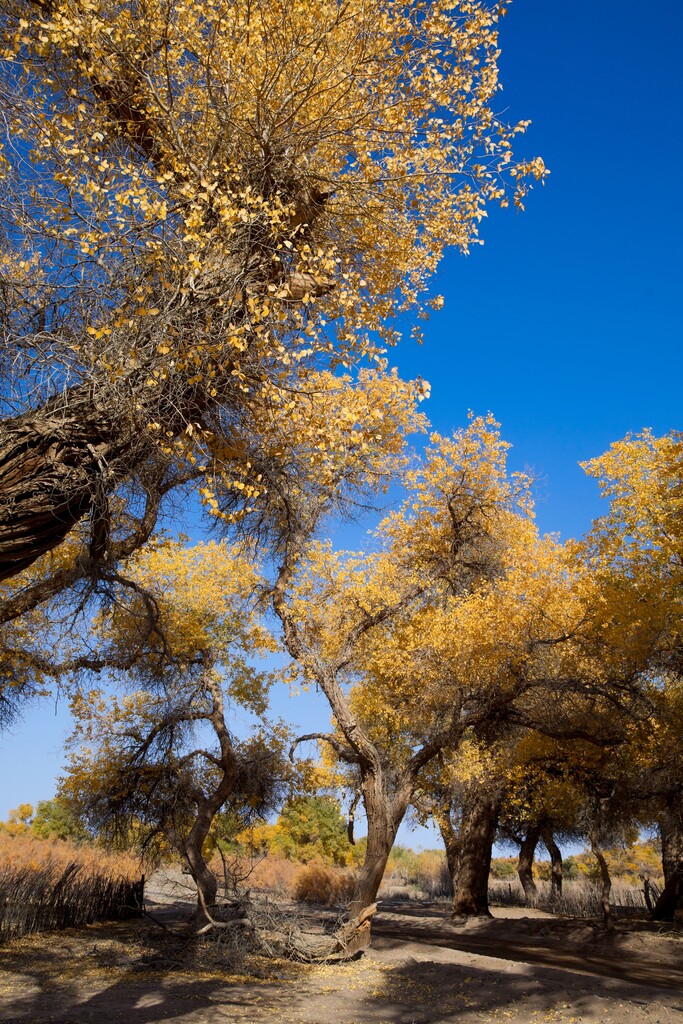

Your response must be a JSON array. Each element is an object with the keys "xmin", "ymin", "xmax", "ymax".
[{"xmin": 0, "ymin": 0, "xmax": 545, "ymax": 582}]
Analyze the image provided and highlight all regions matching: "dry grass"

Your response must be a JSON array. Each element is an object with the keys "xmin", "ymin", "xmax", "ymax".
[
  {"xmin": 0, "ymin": 833, "xmax": 143, "ymax": 941},
  {"xmin": 245, "ymin": 854, "xmax": 304, "ymax": 896},
  {"xmin": 489, "ymin": 877, "xmax": 654, "ymax": 917},
  {"xmin": 207, "ymin": 852, "xmax": 306, "ymax": 898},
  {"xmin": 206, "ymin": 852, "xmax": 356, "ymax": 907},
  {"xmin": 207, "ymin": 848, "xmax": 452, "ymax": 907},
  {"xmin": 380, "ymin": 848, "xmax": 452, "ymax": 900},
  {"xmin": 292, "ymin": 864, "xmax": 356, "ymax": 906}
]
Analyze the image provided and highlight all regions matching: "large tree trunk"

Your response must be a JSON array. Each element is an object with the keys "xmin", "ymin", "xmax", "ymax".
[
  {"xmin": 452, "ymin": 790, "xmax": 500, "ymax": 918},
  {"xmin": 652, "ymin": 861, "xmax": 683, "ymax": 922},
  {"xmin": 0, "ymin": 367, "xmax": 216, "ymax": 583},
  {"xmin": 0, "ymin": 387, "xmax": 144, "ymax": 580},
  {"xmin": 659, "ymin": 803, "xmax": 683, "ymax": 886},
  {"xmin": 542, "ymin": 829, "xmax": 563, "ymax": 899},
  {"xmin": 347, "ymin": 766, "xmax": 408, "ymax": 920},
  {"xmin": 517, "ymin": 825, "xmax": 541, "ymax": 904}
]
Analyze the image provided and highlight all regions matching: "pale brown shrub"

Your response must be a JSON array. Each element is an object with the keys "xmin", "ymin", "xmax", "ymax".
[
  {"xmin": 207, "ymin": 852, "xmax": 305, "ymax": 896},
  {"xmin": 293, "ymin": 863, "xmax": 356, "ymax": 906},
  {"xmin": 248, "ymin": 854, "xmax": 303, "ymax": 895}
]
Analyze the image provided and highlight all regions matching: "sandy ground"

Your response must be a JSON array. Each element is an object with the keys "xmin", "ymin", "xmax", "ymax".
[{"xmin": 0, "ymin": 891, "xmax": 682, "ymax": 1024}]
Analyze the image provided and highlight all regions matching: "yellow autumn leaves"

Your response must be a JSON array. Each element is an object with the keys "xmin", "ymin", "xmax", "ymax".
[{"xmin": 0, "ymin": 0, "xmax": 546, "ymax": 532}]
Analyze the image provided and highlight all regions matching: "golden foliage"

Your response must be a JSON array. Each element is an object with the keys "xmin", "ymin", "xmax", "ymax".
[{"xmin": 0, "ymin": 0, "xmax": 545, "ymax": 534}]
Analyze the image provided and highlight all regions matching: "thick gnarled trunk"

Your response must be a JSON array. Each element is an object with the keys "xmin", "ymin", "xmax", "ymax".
[
  {"xmin": 659, "ymin": 804, "xmax": 683, "ymax": 886},
  {"xmin": 347, "ymin": 766, "xmax": 409, "ymax": 920},
  {"xmin": 653, "ymin": 861, "xmax": 683, "ymax": 921},
  {"xmin": 0, "ymin": 364, "xmax": 216, "ymax": 583},
  {"xmin": 0, "ymin": 390, "xmax": 144, "ymax": 580},
  {"xmin": 452, "ymin": 790, "xmax": 500, "ymax": 918}
]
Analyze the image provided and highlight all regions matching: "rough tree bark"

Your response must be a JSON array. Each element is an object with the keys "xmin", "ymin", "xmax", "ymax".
[
  {"xmin": 541, "ymin": 828, "xmax": 563, "ymax": 899},
  {"xmin": 652, "ymin": 861, "xmax": 683, "ymax": 922},
  {"xmin": 346, "ymin": 765, "xmax": 412, "ymax": 920},
  {"xmin": 0, "ymin": 387, "xmax": 145, "ymax": 580},
  {"xmin": 517, "ymin": 825, "xmax": 541, "ymax": 904},
  {"xmin": 0, "ymin": 368, "xmax": 217, "ymax": 583},
  {"xmin": 589, "ymin": 826, "xmax": 614, "ymax": 932},
  {"xmin": 659, "ymin": 801, "xmax": 683, "ymax": 886},
  {"xmin": 452, "ymin": 790, "xmax": 500, "ymax": 918}
]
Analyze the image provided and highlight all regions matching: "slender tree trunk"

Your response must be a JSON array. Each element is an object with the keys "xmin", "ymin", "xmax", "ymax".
[
  {"xmin": 589, "ymin": 827, "xmax": 613, "ymax": 931},
  {"xmin": 347, "ymin": 766, "xmax": 409, "ymax": 920},
  {"xmin": 452, "ymin": 790, "xmax": 500, "ymax": 918},
  {"xmin": 183, "ymin": 800, "xmax": 220, "ymax": 914},
  {"xmin": 517, "ymin": 826, "xmax": 541, "ymax": 904},
  {"xmin": 180, "ymin": 665, "xmax": 240, "ymax": 924},
  {"xmin": 436, "ymin": 805, "xmax": 459, "ymax": 895},
  {"xmin": 542, "ymin": 829, "xmax": 563, "ymax": 899}
]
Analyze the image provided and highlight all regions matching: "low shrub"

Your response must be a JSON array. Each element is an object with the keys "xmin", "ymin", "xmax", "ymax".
[
  {"xmin": 293, "ymin": 863, "xmax": 356, "ymax": 906},
  {"xmin": 241, "ymin": 854, "xmax": 303, "ymax": 895}
]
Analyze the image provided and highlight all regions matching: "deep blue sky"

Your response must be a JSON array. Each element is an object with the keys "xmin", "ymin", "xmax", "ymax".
[
  {"xmin": 390, "ymin": 0, "xmax": 682, "ymax": 542},
  {"xmin": 2, "ymin": 1, "xmax": 681, "ymax": 848}
]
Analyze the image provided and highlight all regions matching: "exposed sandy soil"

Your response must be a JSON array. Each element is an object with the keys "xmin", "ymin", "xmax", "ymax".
[{"xmin": 0, "ymin": 890, "xmax": 682, "ymax": 1024}]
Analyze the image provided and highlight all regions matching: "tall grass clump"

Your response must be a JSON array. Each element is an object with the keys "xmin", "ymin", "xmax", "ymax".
[{"xmin": 0, "ymin": 834, "xmax": 143, "ymax": 941}]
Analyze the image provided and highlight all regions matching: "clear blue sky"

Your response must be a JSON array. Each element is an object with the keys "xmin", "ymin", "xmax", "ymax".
[{"xmin": 2, "ymin": 0, "xmax": 681, "ymax": 850}]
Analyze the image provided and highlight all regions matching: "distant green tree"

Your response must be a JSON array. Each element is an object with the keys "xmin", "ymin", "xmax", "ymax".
[
  {"xmin": 490, "ymin": 857, "xmax": 517, "ymax": 880},
  {"xmin": 271, "ymin": 797, "xmax": 352, "ymax": 866},
  {"xmin": 31, "ymin": 797, "xmax": 92, "ymax": 844}
]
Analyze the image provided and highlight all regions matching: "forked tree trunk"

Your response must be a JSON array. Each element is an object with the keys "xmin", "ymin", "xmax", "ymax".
[
  {"xmin": 452, "ymin": 790, "xmax": 500, "ymax": 918},
  {"xmin": 542, "ymin": 829, "xmax": 563, "ymax": 899},
  {"xmin": 517, "ymin": 826, "xmax": 541, "ymax": 903}
]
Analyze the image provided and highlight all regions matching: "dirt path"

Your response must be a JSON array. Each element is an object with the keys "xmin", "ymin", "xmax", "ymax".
[
  {"xmin": 373, "ymin": 901, "xmax": 683, "ymax": 992},
  {"xmin": 0, "ymin": 901, "xmax": 681, "ymax": 1024}
]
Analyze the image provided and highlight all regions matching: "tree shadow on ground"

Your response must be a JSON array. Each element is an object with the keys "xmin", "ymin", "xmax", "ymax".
[
  {"xmin": 2, "ymin": 910, "xmax": 683, "ymax": 1024},
  {"xmin": 0, "ymin": 918, "xmax": 290, "ymax": 1023},
  {"xmin": 373, "ymin": 903, "xmax": 683, "ymax": 990},
  {"xmin": 358, "ymin": 938, "xmax": 683, "ymax": 1024}
]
